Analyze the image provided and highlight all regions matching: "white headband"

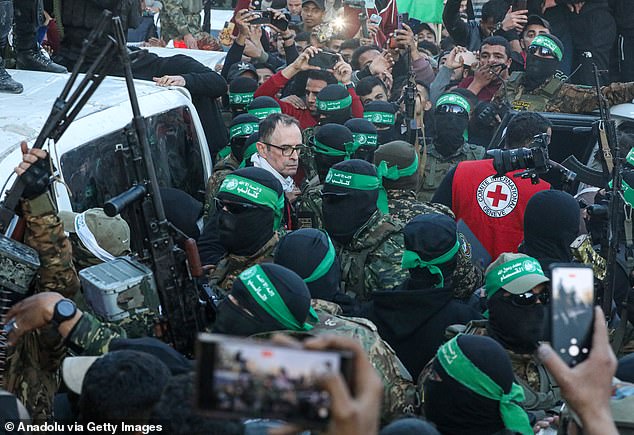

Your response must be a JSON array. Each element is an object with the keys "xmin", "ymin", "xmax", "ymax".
[{"xmin": 75, "ymin": 212, "xmax": 115, "ymax": 262}]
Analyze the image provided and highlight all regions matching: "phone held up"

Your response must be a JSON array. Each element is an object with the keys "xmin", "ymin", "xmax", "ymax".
[
  {"xmin": 512, "ymin": 0, "xmax": 527, "ymax": 11},
  {"xmin": 195, "ymin": 334, "xmax": 353, "ymax": 429},
  {"xmin": 308, "ymin": 51, "xmax": 340, "ymax": 70}
]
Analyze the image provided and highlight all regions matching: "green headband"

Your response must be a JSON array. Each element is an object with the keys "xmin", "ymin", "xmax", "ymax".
[
  {"xmin": 219, "ymin": 174, "xmax": 285, "ymax": 229},
  {"xmin": 324, "ymin": 168, "xmax": 389, "ymax": 213},
  {"xmin": 436, "ymin": 93, "xmax": 471, "ymax": 113},
  {"xmin": 229, "ymin": 122, "xmax": 259, "ymax": 139},
  {"xmin": 376, "ymin": 153, "xmax": 419, "ymax": 181},
  {"xmin": 364, "ymin": 111, "xmax": 396, "ymax": 125},
  {"xmin": 623, "ymin": 180, "xmax": 634, "ymax": 208},
  {"xmin": 401, "ymin": 239, "xmax": 460, "ymax": 288},
  {"xmin": 530, "ymin": 35, "xmax": 563, "ymax": 61},
  {"xmin": 626, "ymin": 147, "xmax": 634, "ymax": 167},
  {"xmin": 248, "ymin": 106, "xmax": 281, "ymax": 119},
  {"xmin": 313, "ymin": 138, "xmax": 355, "ymax": 158},
  {"xmin": 217, "ymin": 146, "xmax": 232, "ymax": 159},
  {"xmin": 229, "ymin": 92, "xmax": 255, "ymax": 105},
  {"xmin": 238, "ymin": 142, "xmax": 259, "ymax": 168},
  {"xmin": 484, "ymin": 256, "xmax": 545, "ymax": 299},
  {"xmin": 437, "ymin": 336, "xmax": 532, "ymax": 435},
  {"xmin": 352, "ymin": 132, "xmax": 378, "ymax": 149},
  {"xmin": 304, "ymin": 234, "xmax": 336, "ymax": 283},
  {"xmin": 316, "ymin": 94, "xmax": 352, "ymax": 112},
  {"xmin": 238, "ymin": 265, "xmax": 318, "ymax": 331}
]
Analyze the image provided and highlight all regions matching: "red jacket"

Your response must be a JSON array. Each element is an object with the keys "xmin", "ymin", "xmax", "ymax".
[
  {"xmin": 458, "ymin": 76, "xmax": 501, "ymax": 102},
  {"xmin": 452, "ymin": 159, "xmax": 550, "ymax": 260},
  {"xmin": 254, "ymin": 71, "xmax": 364, "ymax": 130}
]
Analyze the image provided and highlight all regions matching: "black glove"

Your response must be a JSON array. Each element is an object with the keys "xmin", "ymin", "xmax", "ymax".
[{"xmin": 21, "ymin": 153, "xmax": 52, "ymax": 200}]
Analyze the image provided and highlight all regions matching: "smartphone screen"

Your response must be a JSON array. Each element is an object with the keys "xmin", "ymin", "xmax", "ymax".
[
  {"xmin": 195, "ymin": 334, "xmax": 352, "ymax": 429},
  {"xmin": 308, "ymin": 52, "xmax": 339, "ymax": 70},
  {"xmin": 512, "ymin": 0, "xmax": 527, "ymax": 11},
  {"xmin": 550, "ymin": 264, "xmax": 594, "ymax": 366}
]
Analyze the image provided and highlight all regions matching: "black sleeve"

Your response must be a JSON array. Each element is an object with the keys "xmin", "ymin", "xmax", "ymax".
[
  {"xmin": 159, "ymin": 54, "xmax": 228, "ymax": 98},
  {"xmin": 221, "ymin": 41, "xmax": 246, "ymax": 79},
  {"xmin": 443, "ymin": 0, "xmax": 470, "ymax": 48},
  {"xmin": 284, "ymin": 43, "xmax": 299, "ymax": 65},
  {"xmin": 431, "ymin": 165, "xmax": 457, "ymax": 208},
  {"xmin": 197, "ymin": 213, "xmax": 227, "ymax": 266}
]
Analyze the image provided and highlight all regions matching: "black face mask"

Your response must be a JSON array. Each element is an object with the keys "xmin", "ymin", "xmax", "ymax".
[
  {"xmin": 377, "ymin": 127, "xmax": 399, "ymax": 145},
  {"xmin": 322, "ymin": 190, "xmax": 377, "ymax": 245},
  {"xmin": 351, "ymin": 146, "xmax": 376, "ymax": 163},
  {"xmin": 218, "ymin": 207, "xmax": 274, "ymax": 256},
  {"xmin": 315, "ymin": 154, "xmax": 345, "ymax": 183},
  {"xmin": 212, "ymin": 298, "xmax": 270, "ymax": 336},
  {"xmin": 434, "ymin": 112, "xmax": 468, "ymax": 157},
  {"xmin": 524, "ymin": 53, "xmax": 560, "ymax": 91},
  {"xmin": 488, "ymin": 294, "xmax": 547, "ymax": 354}
]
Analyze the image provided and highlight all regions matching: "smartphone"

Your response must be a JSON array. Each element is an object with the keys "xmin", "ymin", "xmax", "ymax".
[
  {"xmin": 397, "ymin": 12, "xmax": 408, "ymax": 30},
  {"xmin": 369, "ymin": 13, "xmax": 382, "ymax": 26},
  {"xmin": 459, "ymin": 50, "xmax": 478, "ymax": 67},
  {"xmin": 195, "ymin": 334, "xmax": 353, "ymax": 429},
  {"xmin": 512, "ymin": 0, "xmax": 527, "ymax": 11},
  {"xmin": 308, "ymin": 51, "xmax": 340, "ymax": 70},
  {"xmin": 250, "ymin": 10, "xmax": 272, "ymax": 25},
  {"xmin": 549, "ymin": 264, "xmax": 594, "ymax": 366}
]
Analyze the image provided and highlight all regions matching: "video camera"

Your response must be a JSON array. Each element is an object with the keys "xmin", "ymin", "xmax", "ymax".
[{"xmin": 487, "ymin": 133, "xmax": 552, "ymax": 183}]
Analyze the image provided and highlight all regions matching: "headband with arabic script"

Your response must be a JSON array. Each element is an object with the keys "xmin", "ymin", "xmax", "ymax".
[
  {"xmin": 316, "ymin": 94, "xmax": 352, "ymax": 112},
  {"xmin": 352, "ymin": 132, "xmax": 379, "ymax": 149},
  {"xmin": 364, "ymin": 111, "xmax": 396, "ymax": 125},
  {"xmin": 229, "ymin": 122, "xmax": 259, "ymax": 140},
  {"xmin": 219, "ymin": 174, "xmax": 285, "ymax": 229},
  {"xmin": 238, "ymin": 265, "xmax": 318, "ymax": 331},
  {"xmin": 484, "ymin": 256, "xmax": 546, "ymax": 299},
  {"xmin": 324, "ymin": 168, "xmax": 389, "ymax": 214},
  {"xmin": 248, "ymin": 106, "xmax": 282, "ymax": 119},
  {"xmin": 437, "ymin": 336, "xmax": 532, "ymax": 435},
  {"xmin": 304, "ymin": 233, "xmax": 336, "ymax": 283},
  {"xmin": 530, "ymin": 35, "xmax": 563, "ymax": 61},
  {"xmin": 401, "ymin": 238, "xmax": 460, "ymax": 288},
  {"xmin": 229, "ymin": 92, "xmax": 255, "ymax": 106},
  {"xmin": 436, "ymin": 93, "xmax": 472, "ymax": 113}
]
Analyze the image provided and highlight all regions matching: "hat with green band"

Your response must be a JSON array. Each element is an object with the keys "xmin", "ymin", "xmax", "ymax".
[
  {"xmin": 313, "ymin": 138, "xmax": 356, "ymax": 158},
  {"xmin": 238, "ymin": 264, "xmax": 318, "ymax": 331},
  {"xmin": 363, "ymin": 111, "xmax": 396, "ymax": 125},
  {"xmin": 219, "ymin": 174, "xmax": 285, "ymax": 229},
  {"xmin": 316, "ymin": 94, "xmax": 353, "ymax": 112},
  {"xmin": 229, "ymin": 121, "xmax": 259, "ymax": 140},
  {"xmin": 436, "ymin": 335, "xmax": 533, "ymax": 435},
  {"xmin": 229, "ymin": 92, "xmax": 255, "ymax": 106},
  {"xmin": 324, "ymin": 167, "xmax": 389, "ymax": 214},
  {"xmin": 304, "ymin": 234, "xmax": 336, "ymax": 283},
  {"xmin": 436, "ymin": 93, "xmax": 472, "ymax": 113},
  {"xmin": 484, "ymin": 253, "xmax": 549, "ymax": 299},
  {"xmin": 248, "ymin": 96, "xmax": 282, "ymax": 119},
  {"xmin": 352, "ymin": 132, "xmax": 379, "ymax": 148},
  {"xmin": 530, "ymin": 34, "xmax": 564, "ymax": 61},
  {"xmin": 376, "ymin": 152, "xmax": 419, "ymax": 181},
  {"xmin": 248, "ymin": 107, "xmax": 282, "ymax": 119},
  {"xmin": 401, "ymin": 238, "xmax": 460, "ymax": 288}
]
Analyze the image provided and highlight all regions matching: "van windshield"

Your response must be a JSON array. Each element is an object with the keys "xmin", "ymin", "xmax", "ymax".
[{"xmin": 60, "ymin": 106, "xmax": 205, "ymax": 213}]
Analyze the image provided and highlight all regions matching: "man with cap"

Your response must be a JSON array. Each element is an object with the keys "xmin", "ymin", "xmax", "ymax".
[
  {"xmin": 212, "ymin": 262, "xmax": 418, "ymax": 423},
  {"xmin": 228, "ymin": 76, "xmax": 259, "ymax": 118},
  {"xmin": 374, "ymin": 140, "xmax": 484, "ymax": 299},
  {"xmin": 418, "ymin": 89, "xmax": 486, "ymax": 202},
  {"xmin": 226, "ymin": 61, "xmax": 259, "ymax": 84},
  {"xmin": 321, "ymin": 159, "xmax": 408, "ymax": 301},
  {"xmin": 519, "ymin": 15, "xmax": 551, "ymax": 67},
  {"xmin": 344, "ymin": 118, "xmax": 379, "ymax": 163},
  {"xmin": 359, "ymin": 214, "xmax": 483, "ymax": 380},
  {"xmin": 300, "ymin": 0, "xmax": 325, "ymax": 33},
  {"xmin": 420, "ymin": 334, "xmax": 533, "ymax": 434},
  {"xmin": 247, "ymin": 96, "xmax": 282, "ymax": 120},
  {"xmin": 363, "ymin": 100, "xmax": 401, "ymax": 145},
  {"xmin": 492, "ymin": 33, "xmax": 634, "ymax": 113},
  {"xmin": 315, "ymin": 83, "xmax": 360, "ymax": 125}
]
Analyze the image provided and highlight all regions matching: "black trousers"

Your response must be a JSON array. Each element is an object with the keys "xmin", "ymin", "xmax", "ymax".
[
  {"xmin": 617, "ymin": 34, "xmax": 634, "ymax": 83},
  {"xmin": 13, "ymin": 0, "xmax": 42, "ymax": 52}
]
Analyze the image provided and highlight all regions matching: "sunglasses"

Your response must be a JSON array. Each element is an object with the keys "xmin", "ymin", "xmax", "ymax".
[
  {"xmin": 527, "ymin": 45, "xmax": 556, "ymax": 59},
  {"xmin": 436, "ymin": 104, "xmax": 468, "ymax": 115},
  {"xmin": 215, "ymin": 198, "xmax": 260, "ymax": 214},
  {"xmin": 510, "ymin": 291, "xmax": 550, "ymax": 307},
  {"xmin": 261, "ymin": 142, "xmax": 307, "ymax": 157}
]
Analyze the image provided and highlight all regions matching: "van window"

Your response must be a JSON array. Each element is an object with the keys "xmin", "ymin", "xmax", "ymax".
[{"xmin": 60, "ymin": 106, "xmax": 205, "ymax": 212}]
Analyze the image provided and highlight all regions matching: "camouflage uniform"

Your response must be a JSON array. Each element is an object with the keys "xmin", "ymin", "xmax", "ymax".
[
  {"xmin": 336, "ymin": 211, "xmax": 408, "ymax": 301},
  {"xmin": 386, "ymin": 190, "xmax": 483, "ymax": 299},
  {"xmin": 492, "ymin": 72, "xmax": 634, "ymax": 113},
  {"xmin": 161, "ymin": 0, "xmax": 203, "ymax": 42},
  {"xmin": 295, "ymin": 182, "xmax": 324, "ymax": 229},
  {"xmin": 417, "ymin": 143, "xmax": 486, "ymax": 202},
  {"xmin": 5, "ymin": 192, "xmax": 80, "ymax": 422},
  {"xmin": 208, "ymin": 233, "xmax": 280, "ymax": 295},
  {"xmin": 202, "ymin": 154, "xmax": 240, "ymax": 223}
]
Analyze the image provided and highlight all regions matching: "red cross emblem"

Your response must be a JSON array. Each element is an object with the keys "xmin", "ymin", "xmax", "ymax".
[{"xmin": 486, "ymin": 184, "xmax": 509, "ymax": 207}]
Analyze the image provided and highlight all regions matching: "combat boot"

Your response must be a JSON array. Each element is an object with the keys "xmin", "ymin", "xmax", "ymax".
[
  {"xmin": 16, "ymin": 49, "xmax": 67, "ymax": 73},
  {"xmin": 0, "ymin": 61, "xmax": 23, "ymax": 93}
]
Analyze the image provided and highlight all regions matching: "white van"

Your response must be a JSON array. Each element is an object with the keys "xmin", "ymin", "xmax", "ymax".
[{"xmin": 0, "ymin": 69, "xmax": 213, "ymax": 226}]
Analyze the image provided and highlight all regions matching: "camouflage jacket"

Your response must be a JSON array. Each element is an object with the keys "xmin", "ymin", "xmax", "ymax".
[
  {"xmin": 335, "ymin": 211, "xmax": 408, "ymax": 301},
  {"xmin": 295, "ymin": 181, "xmax": 324, "ymax": 229},
  {"xmin": 208, "ymin": 233, "xmax": 280, "ymax": 294},
  {"xmin": 417, "ymin": 143, "xmax": 485, "ymax": 202},
  {"xmin": 161, "ymin": 0, "xmax": 203, "ymax": 41},
  {"xmin": 202, "ymin": 154, "xmax": 240, "ymax": 223},
  {"xmin": 492, "ymin": 72, "xmax": 634, "ymax": 113}
]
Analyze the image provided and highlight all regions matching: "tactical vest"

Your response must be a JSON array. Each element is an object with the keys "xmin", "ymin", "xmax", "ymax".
[
  {"xmin": 505, "ymin": 72, "xmax": 565, "ymax": 112},
  {"xmin": 295, "ymin": 183, "xmax": 324, "ymax": 229},
  {"xmin": 181, "ymin": 0, "xmax": 203, "ymax": 13}
]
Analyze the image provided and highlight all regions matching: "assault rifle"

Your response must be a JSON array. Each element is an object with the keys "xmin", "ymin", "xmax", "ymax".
[{"xmin": 402, "ymin": 49, "xmax": 417, "ymax": 146}]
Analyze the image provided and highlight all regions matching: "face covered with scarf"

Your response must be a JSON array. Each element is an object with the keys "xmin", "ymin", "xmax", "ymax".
[
  {"xmin": 213, "ymin": 263, "xmax": 318, "ymax": 336},
  {"xmin": 363, "ymin": 100, "xmax": 400, "ymax": 145},
  {"xmin": 216, "ymin": 168, "xmax": 284, "ymax": 256},
  {"xmin": 524, "ymin": 34, "xmax": 564, "ymax": 91},
  {"xmin": 434, "ymin": 92, "xmax": 472, "ymax": 157},
  {"xmin": 312, "ymin": 123, "xmax": 356, "ymax": 182},
  {"xmin": 423, "ymin": 335, "xmax": 532, "ymax": 435}
]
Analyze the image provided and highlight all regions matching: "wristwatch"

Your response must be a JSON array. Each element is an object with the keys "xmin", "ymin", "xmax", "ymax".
[{"xmin": 52, "ymin": 299, "xmax": 77, "ymax": 327}]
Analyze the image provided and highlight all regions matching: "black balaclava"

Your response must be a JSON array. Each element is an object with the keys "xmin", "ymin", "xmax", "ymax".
[
  {"xmin": 424, "ymin": 335, "xmax": 514, "ymax": 435},
  {"xmin": 322, "ymin": 159, "xmax": 379, "ymax": 245},
  {"xmin": 229, "ymin": 77, "xmax": 258, "ymax": 115},
  {"xmin": 487, "ymin": 290, "xmax": 547, "ymax": 354},
  {"xmin": 373, "ymin": 140, "xmax": 420, "ymax": 191},
  {"xmin": 229, "ymin": 113, "xmax": 260, "ymax": 163},
  {"xmin": 160, "ymin": 187, "xmax": 203, "ymax": 240},
  {"xmin": 379, "ymin": 418, "xmax": 441, "ymax": 435},
  {"xmin": 434, "ymin": 90, "xmax": 473, "ymax": 157},
  {"xmin": 402, "ymin": 214, "xmax": 458, "ymax": 290},
  {"xmin": 213, "ymin": 263, "xmax": 313, "ymax": 336},
  {"xmin": 216, "ymin": 167, "xmax": 283, "ymax": 256},
  {"xmin": 364, "ymin": 100, "xmax": 400, "ymax": 145},
  {"xmin": 247, "ymin": 96, "xmax": 282, "ymax": 120},
  {"xmin": 344, "ymin": 118, "xmax": 379, "ymax": 163},
  {"xmin": 312, "ymin": 123, "xmax": 355, "ymax": 182},
  {"xmin": 316, "ymin": 84, "xmax": 353, "ymax": 125},
  {"xmin": 524, "ymin": 34, "xmax": 564, "ymax": 91},
  {"xmin": 521, "ymin": 190, "xmax": 580, "ymax": 271}
]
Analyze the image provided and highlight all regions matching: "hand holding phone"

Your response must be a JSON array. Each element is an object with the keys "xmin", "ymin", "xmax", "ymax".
[
  {"xmin": 512, "ymin": 0, "xmax": 527, "ymax": 11},
  {"xmin": 308, "ymin": 51, "xmax": 340, "ymax": 70}
]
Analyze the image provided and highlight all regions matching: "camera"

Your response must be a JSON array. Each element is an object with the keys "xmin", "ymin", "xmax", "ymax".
[{"xmin": 487, "ymin": 133, "xmax": 551, "ymax": 183}]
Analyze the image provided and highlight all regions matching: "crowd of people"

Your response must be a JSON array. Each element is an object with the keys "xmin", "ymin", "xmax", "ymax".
[{"xmin": 2, "ymin": 0, "xmax": 634, "ymax": 434}]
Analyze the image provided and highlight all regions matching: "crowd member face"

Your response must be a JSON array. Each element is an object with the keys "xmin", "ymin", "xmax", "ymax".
[
  {"xmin": 328, "ymin": 38, "xmax": 345, "ymax": 52},
  {"xmin": 521, "ymin": 24, "xmax": 550, "ymax": 51},
  {"xmin": 296, "ymin": 39, "xmax": 309, "ymax": 52},
  {"xmin": 360, "ymin": 85, "xmax": 388, "ymax": 105},
  {"xmin": 418, "ymin": 29, "xmax": 437, "ymax": 45},
  {"xmin": 340, "ymin": 47, "xmax": 354, "ymax": 63},
  {"xmin": 503, "ymin": 284, "xmax": 548, "ymax": 304},
  {"xmin": 358, "ymin": 49, "xmax": 381, "ymax": 70},
  {"xmin": 480, "ymin": 17, "xmax": 496, "ymax": 36},
  {"xmin": 257, "ymin": 66, "xmax": 275, "ymax": 86},
  {"xmin": 257, "ymin": 122, "xmax": 303, "ymax": 177},
  {"xmin": 301, "ymin": 2, "xmax": 324, "ymax": 29},
  {"xmin": 305, "ymin": 78, "xmax": 328, "ymax": 114},
  {"xmin": 287, "ymin": 0, "xmax": 302, "ymax": 16},
  {"xmin": 480, "ymin": 43, "xmax": 512, "ymax": 79}
]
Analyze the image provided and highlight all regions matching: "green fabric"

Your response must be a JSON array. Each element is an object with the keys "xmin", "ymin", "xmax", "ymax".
[
  {"xmin": 436, "ymin": 93, "xmax": 472, "ymax": 113},
  {"xmin": 248, "ymin": 106, "xmax": 281, "ymax": 119},
  {"xmin": 217, "ymin": 146, "xmax": 231, "ymax": 159},
  {"xmin": 401, "ymin": 239, "xmax": 460, "ymax": 288},
  {"xmin": 364, "ymin": 111, "xmax": 396, "ymax": 125},
  {"xmin": 316, "ymin": 94, "xmax": 352, "ymax": 112},
  {"xmin": 396, "ymin": 0, "xmax": 443, "ymax": 23},
  {"xmin": 313, "ymin": 138, "xmax": 355, "ymax": 158},
  {"xmin": 484, "ymin": 257, "xmax": 545, "ymax": 299},
  {"xmin": 325, "ymin": 168, "xmax": 389, "ymax": 214},
  {"xmin": 627, "ymin": 147, "xmax": 634, "ymax": 167},
  {"xmin": 239, "ymin": 265, "xmax": 317, "ymax": 331},
  {"xmin": 304, "ymin": 234, "xmax": 336, "ymax": 283},
  {"xmin": 352, "ymin": 132, "xmax": 379, "ymax": 149},
  {"xmin": 239, "ymin": 143, "xmax": 259, "ymax": 168},
  {"xmin": 376, "ymin": 153, "xmax": 419, "ymax": 181},
  {"xmin": 530, "ymin": 35, "xmax": 563, "ymax": 61},
  {"xmin": 623, "ymin": 179, "xmax": 634, "ymax": 208},
  {"xmin": 437, "ymin": 336, "xmax": 533, "ymax": 435},
  {"xmin": 229, "ymin": 92, "xmax": 255, "ymax": 105},
  {"xmin": 219, "ymin": 174, "xmax": 285, "ymax": 229},
  {"xmin": 229, "ymin": 122, "xmax": 259, "ymax": 139}
]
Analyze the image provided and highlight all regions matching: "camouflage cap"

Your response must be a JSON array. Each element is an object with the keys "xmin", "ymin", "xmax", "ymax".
[{"xmin": 58, "ymin": 209, "xmax": 131, "ymax": 258}]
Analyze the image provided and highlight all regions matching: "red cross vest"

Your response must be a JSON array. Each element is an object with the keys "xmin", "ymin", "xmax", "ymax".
[{"xmin": 452, "ymin": 159, "xmax": 551, "ymax": 259}]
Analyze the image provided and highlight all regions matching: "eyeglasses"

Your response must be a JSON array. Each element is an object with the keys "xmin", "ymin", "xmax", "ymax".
[
  {"xmin": 435, "ymin": 104, "xmax": 468, "ymax": 115},
  {"xmin": 511, "ymin": 291, "xmax": 550, "ymax": 307},
  {"xmin": 262, "ymin": 142, "xmax": 307, "ymax": 157},
  {"xmin": 527, "ymin": 45, "xmax": 556, "ymax": 59},
  {"xmin": 215, "ymin": 198, "xmax": 260, "ymax": 214}
]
